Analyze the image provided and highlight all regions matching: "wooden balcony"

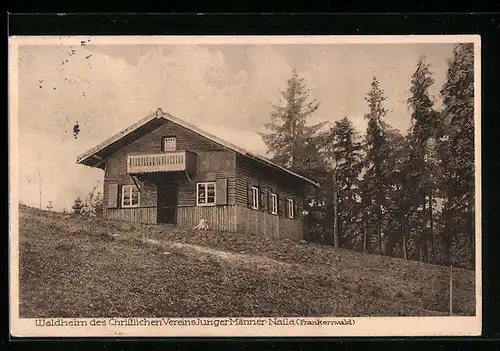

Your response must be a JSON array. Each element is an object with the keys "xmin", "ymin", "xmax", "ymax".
[{"xmin": 127, "ymin": 151, "xmax": 196, "ymax": 175}]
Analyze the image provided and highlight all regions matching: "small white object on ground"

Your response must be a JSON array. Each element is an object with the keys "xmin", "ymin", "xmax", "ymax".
[{"xmin": 194, "ymin": 218, "xmax": 209, "ymax": 230}]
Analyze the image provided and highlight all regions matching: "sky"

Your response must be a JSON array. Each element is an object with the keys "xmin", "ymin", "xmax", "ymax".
[{"xmin": 14, "ymin": 38, "xmax": 458, "ymax": 211}]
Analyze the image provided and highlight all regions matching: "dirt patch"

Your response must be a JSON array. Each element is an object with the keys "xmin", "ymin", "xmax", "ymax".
[{"xmin": 167, "ymin": 242, "xmax": 291, "ymax": 267}]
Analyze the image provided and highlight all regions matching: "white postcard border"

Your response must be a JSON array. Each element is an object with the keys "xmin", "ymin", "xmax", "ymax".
[{"xmin": 9, "ymin": 34, "xmax": 482, "ymax": 338}]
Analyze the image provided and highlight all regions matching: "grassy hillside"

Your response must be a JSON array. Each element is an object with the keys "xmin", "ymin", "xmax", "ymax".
[{"xmin": 17, "ymin": 205, "xmax": 476, "ymax": 318}]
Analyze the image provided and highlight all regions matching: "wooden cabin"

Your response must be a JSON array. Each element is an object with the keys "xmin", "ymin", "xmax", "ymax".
[{"xmin": 77, "ymin": 109, "xmax": 320, "ymax": 240}]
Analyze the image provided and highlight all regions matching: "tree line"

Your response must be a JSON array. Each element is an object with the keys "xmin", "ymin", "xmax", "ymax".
[{"xmin": 260, "ymin": 43, "xmax": 475, "ymax": 269}]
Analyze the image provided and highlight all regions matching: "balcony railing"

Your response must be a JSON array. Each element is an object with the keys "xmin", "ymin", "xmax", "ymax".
[{"xmin": 127, "ymin": 151, "xmax": 196, "ymax": 174}]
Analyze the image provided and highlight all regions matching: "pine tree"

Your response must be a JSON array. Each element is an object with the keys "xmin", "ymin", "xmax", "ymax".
[
  {"xmin": 438, "ymin": 43, "xmax": 475, "ymax": 268},
  {"xmin": 380, "ymin": 129, "xmax": 409, "ymax": 257},
  {"xmin": 322, "ymin": 117, "xmax": 364, "ymax": 249},
  {"xmin": 260, "ymin": 69, "xmax": 326, "ymax": 179},
  {"xmin": 362, "ymin": 76, "xmax": 391, "ymax": 254},
  {"xmin": 71, "ymin": 197, "xmax": 84, "ymax": 215},
  {"xmin": 407, "ymin": 56, "xmax": 440, "ymax": 263}
]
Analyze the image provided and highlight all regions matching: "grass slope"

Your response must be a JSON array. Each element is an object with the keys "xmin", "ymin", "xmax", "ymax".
[{"xmin": 18, "ymin": 205, "xmax": 476, "ymax": 318}]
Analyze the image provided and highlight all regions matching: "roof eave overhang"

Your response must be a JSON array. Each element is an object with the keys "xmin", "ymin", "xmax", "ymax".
[
  {"xmin": 244, "ymin": 153, "xmax": 320, "ymax": 188},
  {"xmin": 76, "ymin": 113, "xmax": 162, "ymax": 167}
]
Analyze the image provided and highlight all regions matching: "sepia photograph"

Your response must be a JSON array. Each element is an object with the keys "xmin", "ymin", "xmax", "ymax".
[{"xmin": 9, "ymin": 35, "xmax": 481, "ymax": 337}]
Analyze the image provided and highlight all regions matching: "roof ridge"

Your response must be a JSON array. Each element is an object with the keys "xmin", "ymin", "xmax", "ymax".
[{"xmin": 76, "ymin": 109, "xmax": 320, "ymax": 187}]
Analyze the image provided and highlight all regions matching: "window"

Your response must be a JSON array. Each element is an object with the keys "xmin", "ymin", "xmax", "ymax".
[
  {"xmin": 197, "ymin": 182, "xmax": 216, "ymax": 206},
  {"xmin": 288, "ymin": 198, "xmax": 294, "ymax": 219},
  {"xmin": 251, "ymin": 186, "xmax": 259, "ymax": 209},
  {"xmin": 164, "ymin": 137, "xmax": 177, "ymax": 151},
  {"xmin": 122, "ymin": 185, "xmax": 140, "ymax": 208},
  {"xmin": 270, "ymin": 193, "xmax": 278, "ymax": 215}
]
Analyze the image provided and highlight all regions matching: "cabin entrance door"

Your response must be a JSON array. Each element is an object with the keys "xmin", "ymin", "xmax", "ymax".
[{"xmin": 157, "ymin": 182, "xmax": 178, "ymax": 224}]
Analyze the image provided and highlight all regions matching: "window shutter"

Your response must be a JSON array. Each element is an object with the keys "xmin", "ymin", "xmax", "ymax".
[
  {"xmin": 247, "ymin": 182, "xmax": 252, "ymax": 208},
  {"xmin": 277, "ymin": 194, "xmax": 283, "ymax": 216},
  {"xmin": 268, "ymin": 191, "xmax": 272, "ymax": 213},
  {"xmin": 285, "ymin": 197, "xmax": 289, "ymax": 218},
  {"xmin": 215, "ymin": 179, "xmax": 228, "ymax": 205},
  {"xmin": 259, "ymin": 189, "xmax": 265, "ymax": 211},
  {"xmin": 118, "ymin": 185, "xmax": 123, "ymax": 208},
  {"xmin": 294, "ymin": 199, "xmax": 299, "ymax": 219},
  {"xmin": 108, "ymin": 183, "xmax": 118, "ymax": 208}
]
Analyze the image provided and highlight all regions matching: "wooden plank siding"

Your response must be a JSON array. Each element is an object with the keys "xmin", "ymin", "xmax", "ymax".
[
  {"xmin": 103, "ymin": 178, "xmax": 158, "ymax": 211},
  {"xmin": 102, "ymin": 120, "xmax": 237, "ymax": 225},
  {"xmin": 104, "ymin": 120, "xmax": 227, "ymax": 180},
  {"xmin": 235, "ymin": 155, "xmax": 305, "ymax": 240},
  {"xmin": 177, "ymin": 151, "xmax": 236, "ymax": 206},
  {"xmin": 105, "ymin": 207, "xmax": 157, "ymax": 224},
  {"xmin": 177, "ymin": 205, "xmax": 237, "ymax": 232},
  {"xmin": 236, "ymin": 206, "xmax": 303, "ymax": 240}
]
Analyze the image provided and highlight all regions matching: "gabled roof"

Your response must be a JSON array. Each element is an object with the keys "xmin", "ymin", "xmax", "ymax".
[{"xmin": 76, "ymin": 109, "xmax": 320, "ymax": 187}]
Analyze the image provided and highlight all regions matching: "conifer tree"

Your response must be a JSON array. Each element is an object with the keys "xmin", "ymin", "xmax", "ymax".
[
  {"xmin": 407, "ymin": 56, "xmax": 440, "ymax": 263},
  {"xmin": 260, "ymin": 69, "xmax": 326, "ymax": 180},
  {"xmin": 438, "ymin": 43, "xmax": 475, "ymax": 268},
  {"xmin": 323, "ymin": 117, "xmax": 363, "ymax": 248},
  {"xmin": 381, "ymin": 129, "xmax": 412, "ymax": 257},
  {"xmin": 362, "ymin": 76, "xmax": 391, "ymax": 254},
  {"xmin": 71, "ymin": 197, "xmax": 84, "ymax": 215}
]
